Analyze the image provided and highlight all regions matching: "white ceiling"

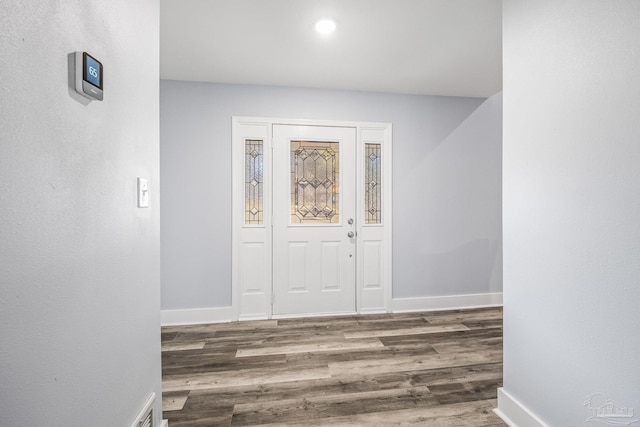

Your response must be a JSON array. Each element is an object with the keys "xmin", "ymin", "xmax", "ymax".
[{"xmin": 160, "ymin": 0, "xmax": 502, "ymax": 98}]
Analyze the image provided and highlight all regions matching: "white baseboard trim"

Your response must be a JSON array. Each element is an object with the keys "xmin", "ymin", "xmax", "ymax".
[
  {"xmin": 495, "ymin": 388, "xmax": 549, "ymax": 427},
  {"xmin": 160, "ymin": 420, "xmax": 168, "ymax": 427},
  {"xmin": 162, "ymin": 293, "xmax": 502, "ymax": 326},
  {"xmin": 359, "ymin": 308, "xmax": 388, "ymax": 315},
  {"xmin": 271, "ymin": 311, "xmax": 357, "ymax": 320},
  {"xmin": 161, "ymin": 306, "xmax": 234, "ymax": 326},
  {"xmin": 391, "ymin": 292, "xmax": 503, "ymax": 313}
]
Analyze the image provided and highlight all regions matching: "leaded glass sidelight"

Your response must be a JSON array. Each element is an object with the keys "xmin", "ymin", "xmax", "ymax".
[
  {"xmin": 245, "ymin": 139, "xmax": 263, "ymax": 224},
  {"xmin": 290, "ymin": 140, "xmax": 340, "ymax": 224},
  {"xmin": 365, "ymin": 143, "xmax": 381, "ymax": 224}
]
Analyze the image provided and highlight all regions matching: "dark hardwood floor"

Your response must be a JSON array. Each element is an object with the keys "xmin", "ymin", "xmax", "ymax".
[{"xmin": 161, "ymin": 307, "xmax": 505, "ymax": 426}]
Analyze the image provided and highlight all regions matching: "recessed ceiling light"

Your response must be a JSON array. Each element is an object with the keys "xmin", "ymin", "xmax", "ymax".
[{"xmin": 315, "ymin": 19, "xmax": 336, "ymax": 35}]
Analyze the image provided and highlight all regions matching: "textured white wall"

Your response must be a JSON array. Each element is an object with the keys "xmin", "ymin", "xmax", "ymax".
[
  {"xmin": 160, "ymin": 81, "xmax": 502, "ymax": 310},
  {"xmin": 502, "ymin": 1, "xmax": 640, "ymax": 425},
  {"xmin": 0, "ymin": 1, "xmax": 161, "ymax": 426}
]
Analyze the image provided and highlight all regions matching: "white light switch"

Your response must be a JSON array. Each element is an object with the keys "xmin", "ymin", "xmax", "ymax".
[{"xmin": 137, "ymin": 178, "xmax": 149, "ymax": 208}]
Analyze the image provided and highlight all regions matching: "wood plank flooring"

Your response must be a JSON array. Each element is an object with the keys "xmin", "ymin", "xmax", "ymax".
[{"xmin": 161, "ymin": 307, "xmax": 505, "ymax": 426}]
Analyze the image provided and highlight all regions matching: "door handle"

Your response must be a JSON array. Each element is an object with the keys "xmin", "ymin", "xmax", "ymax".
[{"xmin": 347, "ymin": 231, "xmax": 355, "ymax": 238}]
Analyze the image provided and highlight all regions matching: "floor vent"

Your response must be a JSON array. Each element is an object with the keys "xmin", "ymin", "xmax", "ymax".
[{"xmin": 130, "ymin": 392, "xmax": 156, "ymax": 427}]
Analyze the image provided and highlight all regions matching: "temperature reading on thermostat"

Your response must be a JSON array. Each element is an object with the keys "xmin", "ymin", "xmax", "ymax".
[{"xmin": 75, "ymin": 51, "xmax": 103, "ymax": 100}]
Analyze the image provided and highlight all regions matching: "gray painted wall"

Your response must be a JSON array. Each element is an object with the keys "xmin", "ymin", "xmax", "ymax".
[
  {"xmin": 0, "ymin": 1, "xmax": 162, "ymax": 426},
  {"xmin": 503, "ymin": 1, "xmax": 640, "ymax": 425},
  {"xmin": 161, "ymin": 81, "xmax": 502, "ymax": 310}
]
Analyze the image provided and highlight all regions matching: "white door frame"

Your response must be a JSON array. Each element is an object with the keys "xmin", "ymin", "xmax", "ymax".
[{"xmin": 232, "ymin": 117, "xmax": 392, "ymax": 320}]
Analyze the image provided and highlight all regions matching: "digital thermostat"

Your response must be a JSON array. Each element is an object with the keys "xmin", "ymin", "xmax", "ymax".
[{"xmin": 75, "ymin": 51, "xmax": 103, "ymax": 101}]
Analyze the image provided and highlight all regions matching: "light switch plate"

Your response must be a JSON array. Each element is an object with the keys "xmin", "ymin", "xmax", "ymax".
[{"xmin": 137, "ymin": 178, "xmax": 149, "ymax": 208}]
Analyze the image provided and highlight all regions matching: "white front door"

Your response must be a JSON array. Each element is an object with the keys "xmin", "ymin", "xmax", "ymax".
[{"xmin": 272, "ymin": 125, "xmax": 357, "ymax": 316}]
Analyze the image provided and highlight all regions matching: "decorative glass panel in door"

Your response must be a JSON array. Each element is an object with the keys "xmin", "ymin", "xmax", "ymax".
[
  {"xmin": 290, "ymin": 140, "xmax": 340, "ymax": 224},
  {"xmin": 364, "ymin": 143, "xmax": 381, "ymax": 224},
  {"xmin": 244, "ymin": 139, "xmax": 264, "ymax": 224}
]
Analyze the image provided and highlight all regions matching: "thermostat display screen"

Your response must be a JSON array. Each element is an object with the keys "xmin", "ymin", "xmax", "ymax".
[
  {"xmin": 83, "ymin": 53, "xmax": 102, "ymax": 89},
  {"xmin": 75, "ymin": 51, "xmax": 103, "ymax": 101}
]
